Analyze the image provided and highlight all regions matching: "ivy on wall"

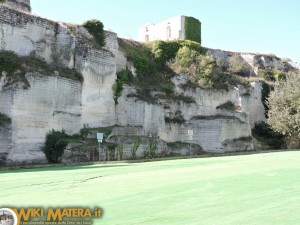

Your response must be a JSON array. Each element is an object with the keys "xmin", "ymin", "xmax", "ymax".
[{"xmin": 184, "ymin": 16, "xmax": 201, "ymax": 44}]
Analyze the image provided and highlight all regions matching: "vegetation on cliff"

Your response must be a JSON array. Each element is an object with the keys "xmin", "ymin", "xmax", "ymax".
[
  {"xmin": 82, "ymin": 19, "xmax": 105, "ymax": 47},
  {"xmin": 118, "ymin": 39, "xmax": 254, "ymax": 94},
  {"xmin": 252, "ymin": 121, "xmax": 284, "ymax": 149},
  {"xmin": 0, "ymin": 50, "xmax": 83, "ymax": 86},
  {"xmin": 44, "ymin": 130, "xmax": 69, "ymax": 163},
  {"xmin": 0, "ymin": 113, "xmax": 11, "ymax": 126}
]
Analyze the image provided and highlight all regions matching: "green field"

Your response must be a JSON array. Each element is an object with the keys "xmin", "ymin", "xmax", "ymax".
[{"xmin": 1, "ymin": 151, "xmax": 300, "ymax": 225}]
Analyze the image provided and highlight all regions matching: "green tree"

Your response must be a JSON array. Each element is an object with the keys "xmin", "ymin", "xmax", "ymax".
[
  {"xmin": 82, "ymin": 19, "xmax": 105, "ymax": 47},
  {"xmin": 44, "ymin": 130, "xmax": 69, "ymax": 163},
  {"xmin": 267, "ymin": 72, "xmax": 300, "ymax": 137}
]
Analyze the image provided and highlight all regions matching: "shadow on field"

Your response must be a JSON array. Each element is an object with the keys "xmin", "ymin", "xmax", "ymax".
[{"xmin": 0, "ymin": 164, "xmax": 132, "ymax": 174}]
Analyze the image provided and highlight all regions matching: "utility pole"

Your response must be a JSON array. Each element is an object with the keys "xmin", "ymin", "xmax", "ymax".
[{"xmin": 97, "ymin": 133, "xmax": 103, "ymax": 161}]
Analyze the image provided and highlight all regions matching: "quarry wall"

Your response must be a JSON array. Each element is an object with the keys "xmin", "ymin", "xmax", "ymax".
[{"xmin": 1, "ymin": 5, "xmax": 297, "ymax": 164}]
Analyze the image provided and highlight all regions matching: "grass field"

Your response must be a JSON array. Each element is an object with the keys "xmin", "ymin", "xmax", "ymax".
[{"xmin": 1, "ymin": 151, "xmax": 300, "ymax": 225}]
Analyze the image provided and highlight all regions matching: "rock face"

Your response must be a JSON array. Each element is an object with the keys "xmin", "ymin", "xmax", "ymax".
[
  {"xmin": 2, "ymin": 0, "xmax": 31, "ymax": 13},
  {"xmin": 0, "ymin": 5, "xmax": 298, "ymax": 164}
]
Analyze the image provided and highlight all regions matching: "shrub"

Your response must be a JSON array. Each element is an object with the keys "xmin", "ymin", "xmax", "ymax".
[
  {"xmin": 113, "ymin": 70, "xmax": 134, "ymax": 105},
  {"xmin": 0, "ymin": 113, "xmax": 11, "ymax": 126},
  {"xmin": 82, "ymin": 19, "xmax": 105, "ymax": 47},
  {"xmin": 184, "ymin": 16, "xmax": 201, "ymax": 43},
  {"xmin": 150, "ymin": 40, "xmax": 206, "ymax": 66},
  {"xmin": 173, "ymin": 94, "xmax": 196, "ymax": 104},
  {"xmin": 0, "ymin": 50, "xmax": 83, "ymax": 83},
  {"xmin": 258, "ymin": 69, "xmax": 286, "ymax": 82},
  {"xmin": 148, "ymin": 139, "xmax": 157, "ymax": 158},
  {"xmin": 120, "ymin": 40, "xmax": 156, "ymax": 78},
  {"xmin": 44, "ymin": 130, "xmax": 69, "ymax": 163},
  {"xmin": 117, "ymin": 144, "xmax": 124, "ymax": 160},
  {"xmin": 217, "ymin": 101, "xmax": 240, "ymax": 111},
  {"xmin": 228, "ymin": 54, "xmax": 252, "ymax": 77},
  {"xmin": 165, "ymin": 83, "xmax": 175, "ymax": 95},
  {"xmin": 80, "ymin": 124, "xmax": 90, "ymax": 139},
  {"xmin": 131, "ymin": 138, "xmax": 141, "ymax": 159},
  {"xmin": 165, "ymin": 111, "xmax": 186, "ymax": 124},
  {"xmin": 252, "ymin": 121, "xmax": 284, "ymax": 149},
  {"xmin": 106, "ymin": 142, "xmax": 117, "ymax": 160},
  {"xmin": 274, "ymin": 70, "xmax": 286, "ymax": 81},
  {"xmin": 0, "ymin": 51, "xmax": 20, "ymax": 75},
  {"xmin": 261, "ymin": 81, "xmax": 273, "ymax": 117},
  {"xmin": 117, "ymin": 69, "xmax": 133, "ymax": 83},
  {"xmin": 257, "ymin": 70, "xmax": 275, "ymax": 81},
  {"xmin": 57, "ymin": 68, "xmax": 83, "ymax": 83},
  {"xmin": 112, "ymin": 80, "xmax": 124, "ymax": 105}
]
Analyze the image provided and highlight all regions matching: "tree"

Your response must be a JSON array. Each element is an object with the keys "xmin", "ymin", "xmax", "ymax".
[
  {"xmin": 0, "ymin": 0, "xmax": 5, "ymax": 4},
  {"xmin": 267, "ymin": 72, "xmax": 300, "ymax": 137},
  {"xmin": 44, "ymin": 130, "xmax": 69, "ymax": 163}
]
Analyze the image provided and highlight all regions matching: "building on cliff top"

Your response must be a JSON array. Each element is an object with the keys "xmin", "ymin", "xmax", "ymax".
[
  {"xmin": 1, "ymin": 0, "xmax": 31, "ymax": 13},
  {"xmin": 138, "ymin": 15, "xmax": 201, "ymax": 44}
]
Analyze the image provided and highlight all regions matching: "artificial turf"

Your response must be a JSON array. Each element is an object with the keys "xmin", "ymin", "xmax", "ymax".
[{"xmin": 1, "ymin": 151, "xmax": 300, "ymax": 225}]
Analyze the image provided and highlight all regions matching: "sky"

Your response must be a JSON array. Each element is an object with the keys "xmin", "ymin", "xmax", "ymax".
[{"xmin": 31, "ymin": 0, "xmax": 300, "ymax": 63}]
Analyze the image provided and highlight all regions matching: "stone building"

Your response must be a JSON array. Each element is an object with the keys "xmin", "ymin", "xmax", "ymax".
[
  {"xmin": 1, "ymin": 0, "xmax": 31, "ymax": 13},
  {"xmin": 138, "ymin": 15, "xmax": 201, "ymax": 43}
]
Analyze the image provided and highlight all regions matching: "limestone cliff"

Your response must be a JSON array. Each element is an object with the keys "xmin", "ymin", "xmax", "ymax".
[{"xmin": 0, "ymin": 4, "xmax": 298, "ymax": 164}]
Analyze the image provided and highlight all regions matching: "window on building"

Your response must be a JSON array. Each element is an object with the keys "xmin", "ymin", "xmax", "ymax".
[
  {"xmin": 146, "ymin": 27, "xmax": 148, "ymax": 32},
  {"xmin": 166, "ymin": 26, "xmax": 171, "ymax": 39},
  {"xmin": 145, "ymin": 35, "xmax": 149, "ymax": 42}
]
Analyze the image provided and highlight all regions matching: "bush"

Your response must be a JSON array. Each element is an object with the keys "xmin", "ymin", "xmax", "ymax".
[
  {"xmin": 57, "ymin": 68, "xmax": 83, "ymax": 83},
  {"xmin": 257, "ymin": 70, "xmax": 275, "ymax": 81},
  {"xmin": 113, "ymin": 70, "xmax": 135, "ymax": 105},
  {"xmin": 261, "ymin": 81, "xmax": 273, "ymax": 117},
  {"xmin": 0, "ymin": 113, "xmax": 11, "ymax": 126},
  {"xmin": 258, "ymin": 69, "xmax": 287, "ymax": 82},
  {"xmin": 80, "ymin": 124, "xmax": 89, "ymax": 139},
  {"xmin": 112, "ymin": 80, "xmax": 124, "ymax": 105},
  {"xmin": 165, "ymin": 83, "xmax": 174, "ymax": 95},
  {"xmin": 217, "ymin": 101, "xmax": 239, "ymax": 111},
  {"xmin": 165, "ymin": 111, "xmax": 186, "ymax": 124},
  {"xmin": 150, "ymin": 40, "xmax": 206, "ymax": 66},
  {"xmin": 228, "ymin": 55, "xmax": 252, "ymax": 77},
  {"xmin": 44, "ymin": 130, "xmax": 69, "ymax": 163},
  {"xmin": 252, "ymin": 121, "xmax": 284, "ymax": 149},
  {"xmin": 173, "ymin": 94, "xmax": 196, "ymax": 104},
  {"xmin": 131, "ymin": 138, "xmax": 141, "ymax": 159},
  {"xmin": 117, "ymin": 69, "xmax": 133, "ymax": 83},
  {"xmin": 117, "ymin": 144, "xmax": 124, "ymax": 160},
  {"xmin": 106, "ymin": 142, "xmax": 117, "ymax": 160},
  {"xmin": 120, "ymin": 40, "xmax": 156, "ymax": 78},
  {"xmin": 148, "ymin": 139, "xmax": 157, "ymax": 158},
  {"xmin": 0, "ymin": 50, "xmax": 83, "ymax": 83},
  {"xmin": 0, "ymin": 51, "xmax": 20, "ymax": 75},
  {"xmin": 83, "ymin": 19, "xmax": 105, "ymax": 47}
]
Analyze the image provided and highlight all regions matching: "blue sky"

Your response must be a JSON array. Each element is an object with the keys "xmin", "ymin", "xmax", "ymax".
[{"xmin": 31, "ymin": 0, "xmax": 300, "ymax": 62}]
